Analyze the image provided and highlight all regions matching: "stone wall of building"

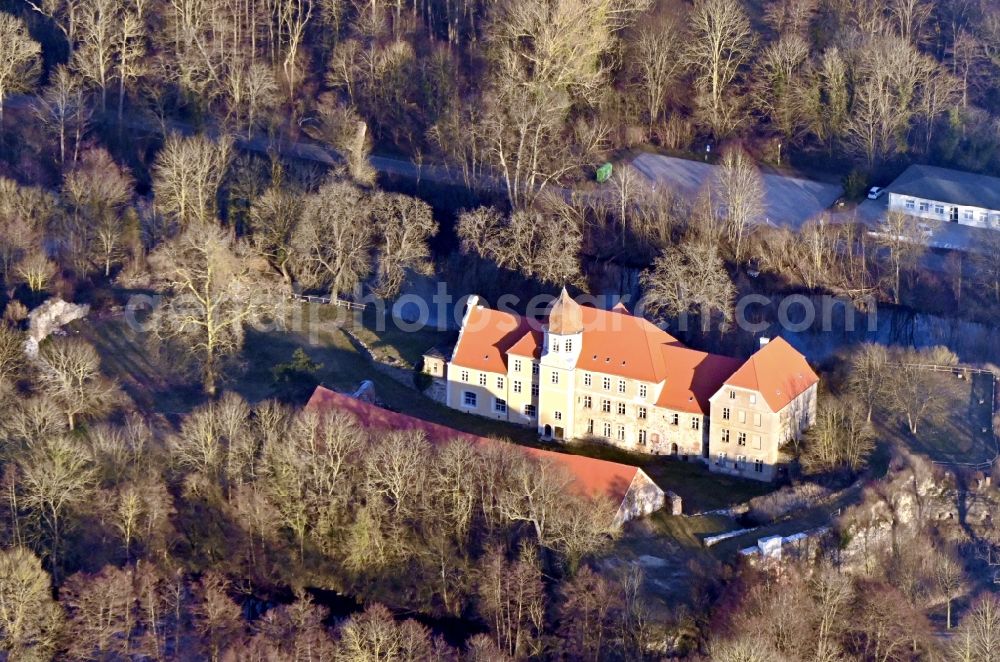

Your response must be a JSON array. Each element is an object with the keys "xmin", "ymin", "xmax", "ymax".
[{"xmin": 616, "ymin": 470, "xmax": 668, "ymax": 524}]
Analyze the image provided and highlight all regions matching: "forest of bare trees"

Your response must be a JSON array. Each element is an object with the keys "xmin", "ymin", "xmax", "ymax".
[{"xmin": 0, "ymin": 0, "xmax": 998, "ymax": 658}]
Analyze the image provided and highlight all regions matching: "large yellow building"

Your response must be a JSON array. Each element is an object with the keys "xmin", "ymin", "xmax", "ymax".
[{"xmin": 427, "ymin": 290, "xmax": 818, "ymax": 482}]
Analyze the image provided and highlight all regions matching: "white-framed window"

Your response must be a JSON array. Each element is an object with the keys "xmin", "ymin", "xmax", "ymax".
[
  {"xmin": 721, "ymin": 429, "xmax": 730, "ymax": 443},
  {"xmin": 752, "ymin": 435, "xmax": 762, "ymax": 450},
  {"xmin": 935, "ymin": 204, "xmax": 945, "ymax": 215},
  {"xmin": 671, "ymin": 413, "xmax": 679, "ymax": 426},
  {"xmin": 919, "ymin": 201, "xmax": 929, "ymax": 212},
  {"xmin": 716, "ymin": 452, "xmax": 727, "ymax": 466},
  {"xmin": 729, "ymin": 390, "xmax": 736, "ymax": 399},
  {"xmin": 638, "ymin": 406, "xmax": 647, "ymax": 420},
  {"xmin": 617, "ymin": 402, "xmax": 626, "ymax": 415},
  {"xmin": 583, "ymin": 395, "xmax": 592, "ymax": 409},
  {"xmin": 691, "ymin": 417, "xmax": 700, "ymax": 430},
  {"xmin": 618, "ymin": 380, "xmax": 626, "ymax": 394},
  {"xmin": 461, "ymin": 370, "xmax": 469, "ymax": 382},
  {"xmin": 753, "ymin": 413, "xmax": 761, "ymax": 426},
  {"xmin": 737, "ymin": 455, "xmax": 747, "ymax": 470},
  {"xmin": 738, "ymin": 410, "xmax": 746, "ymax": 424},
  {"xmin": 551, "ymin": 372, "xmax": 559, "ymax": 384},
  {"xmin": 463, "ymin": 391, "xmax": 477, "ymax": 407},
  {"xmin": 494, "ymin": 398, "xmax": 507, "ymax": 414},
  {"xmin": 737, "ymin": 432, "xmax": 747, "ymax": 446},
  {"xmin": 552, "ymin": 340, "xmax": 560, "ymax": 352},
  {"xmin": 639, "ymin": 384, "xmax": 647, "ymax": 398},
  {"xmin": 513, "ymin": 359, "xmax": 522, "ymax": 372},
  {"xmin": 479, "ymin": 374, "xmax": 487, "ymax": 386},
  {"xmin": 754, "ymin": 459, "xmax": 764, "ymax": 473},
  {"xmin": 601, "ymin": 399, "xmax": 611, "ymax": 413},
  {"xmin": 617, "ymin": 425, "xmax": 626, "ymax": 441},
  {"xmin": 554, "ymin": 411, "xmax": 562, "ymax": 421},
  {"xmin": 565, "ymin": 339, "xmax": 573, "ymax": 352},
  {"xmin": 905, "ymin": 198, "xmax": 915, "ymax": 210},
  {"xmin": 603, "ymin": 422, "xmax": 612, "ymax": 437},
  {"xmin": 587, "ymin": 419, "xmax": 594, "ymax": 434},
  {"xmin": 602, "ymin": 377, "xmax": 611, "ymax": 390},
  {"xmin": 722, "ymin": 407, "xmax": 730, "ymax": 420},
  {"xmin": 497, "ymin": 377, "xmax": 504, "ymax": 389},
  {"xmin": 532, "ymin": 362, "xmax": 539, "ymax": 376},
  {"xmin": 524, "ymin": 404, "xmax": 536, "ymax": 417},
  {"xmin": 638, "ymin": 429, "xmax": 647, "ymax": 444},
  {"xmin": 513, "ymin": 381, "xmax": 522, "ymax": 394},
  {"xmin": 964, "ymin": 209, "xmax": 974, "ymax": 221},
  {"xmin": 749, "ymin": 394, "xmax": 757, "ymax": 405},
  {"xmin": 531, "ymin": 383, "xmax": 539, "ymax": 397},
  {"xmin": 584, "ymin": 372, "xmax": 592, "ymax": 387}
]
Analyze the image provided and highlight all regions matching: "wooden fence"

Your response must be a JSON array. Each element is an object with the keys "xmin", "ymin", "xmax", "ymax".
[{"xmin": 290, "ymin": 293, "xmax": 366, "ymax": 311}]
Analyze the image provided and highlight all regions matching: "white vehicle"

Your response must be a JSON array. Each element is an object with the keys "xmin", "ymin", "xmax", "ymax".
[{"xmin": 867, "ymin": 186, "xmax": 885, "ymax": 200}]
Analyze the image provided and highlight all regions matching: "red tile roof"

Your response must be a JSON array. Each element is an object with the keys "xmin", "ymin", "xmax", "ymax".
[
  {"xmin": 449, "ymin": 305, "xmax": 533, "ymax": 373},
  {"xmin": 306, "ymin": 386, "xmax": 644, "ymax": 504},
  {"xmin": 449, "ymin": 297, "xmax": 745, "ymax": 414},
  {"xmin": 576, "ymin": 305, "xmax": 678, "ymax": 383},
  {"xmin": 724, "ymin": 337, "xmax": 819, "ymax": 412},
  {"xmin": 656, "ymin": 348, "xmax": 743, "ymax": 414}
]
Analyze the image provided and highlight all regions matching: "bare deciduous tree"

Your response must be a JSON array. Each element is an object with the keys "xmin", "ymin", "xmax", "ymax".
[
  {"xmin": 249, "ymin": 186, "xmax": 303, "ymax": 287},
  {"xmin": 18, "ymin": 435, "xmax": 98, "ymax": 582},
  {"xmin": 848, "ymin": 342, "xmax": 889, "ymax": 422},
  {"xmin": 0, "ymin": 546, "xmax": 63, "ymax": 659},
  {"xmin": 640, "ymin": 239, "xmax": 736, "ymax": 326},
  {"xmin": 62, "ymin": 148, "xmax": 135, "ymax": 277},
  {"xmin": 36, "ymin": 65, "xmax": 92, "ymax": 166},
  {"xmin": 715, "ymin": 146, "xmax": 764, "ymax": 262},
  {"xmin": 149, "ymin": 221, "xmax": 284, "ymax": 394},
  {"xmin": 291, "ymin": 179, "xmax": 374, "ymax": 298},
  {"xmin": 0, "ymin": 13, "xmax": 42, "ymax": 126},
  {"xmin": 802, "ymin": 397, "xmax": 874, "ymax": 474},
  {"xmin": 885, "ymin": 346, "xmax": 959, "ymax": 435},
  {"xmin": 950, "ymin": 593, "xmax": 1000, "ymax": 661},
  {"xmin": 876, "ymin": 210, "xmax": 931, "ymax": 304},
  {"xmin": 685, "ymin": 0, "xmax": 755, "ymax": 136},
  {"xmin": 370, "ymin": 192, "xmax": 437, "ymax": 298},
  {"xmin": 152, "ymin": 133, "xmax": 234, "ymax": 227},
  {"xmin": 36, "ymin": 337, "xmax": 118, "ymax": 430},
  {"xmin": 629, "ymin": 13, "xmax": 684, "ymax": 129},
  {"xmin": 457, "ymin": 206, "xmax": 583, "ymax": 286}
]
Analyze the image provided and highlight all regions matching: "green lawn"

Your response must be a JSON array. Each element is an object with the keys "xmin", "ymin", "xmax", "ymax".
[{"xmin": 311, "ymin": 303, "xmax": 453, "ymax": 369}]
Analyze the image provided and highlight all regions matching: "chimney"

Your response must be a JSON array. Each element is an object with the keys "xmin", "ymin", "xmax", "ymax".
[{"xmin": 759, "ymin": 337, "xmax": 771, "ymax": 348}]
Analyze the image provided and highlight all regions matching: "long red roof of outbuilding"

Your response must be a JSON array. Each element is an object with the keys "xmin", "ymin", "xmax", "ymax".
[{"xmin": 305, "ymin": 386, "xmax": 645, "ymax": 505}]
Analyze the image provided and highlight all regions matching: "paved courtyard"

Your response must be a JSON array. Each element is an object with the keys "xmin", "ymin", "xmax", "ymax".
[
  {"xmin": 630, "ymin": 153, "xmax": 843, "ymax": 231},
  {"xmin": 848, "ymin": 197, "xmax": 994, "ymax": 253}
]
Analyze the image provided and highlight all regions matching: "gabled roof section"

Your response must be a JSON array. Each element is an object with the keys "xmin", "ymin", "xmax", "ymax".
[
  {"xmin": 656, "ymin": 348, "xmax": 742, "ymax": 414},
  {"xmin": 507, "ymin": 327, "xmax": 543, "ymax": 359},
  {"xmin": 725, "ymin": 337, "xmax": 819, "ymax": 412},
  {"xmin": 887, "ymin": 164, "xmax": 1000, "ymax": 211},
  {"xmin": 577, "ymin": 306, "xmax": 679, "ymax": 383},
  {"xmin": 305, "ymin": 386, "xmax": 645, "ymax": 504},
  {"xmin": 450, "ymin": 304, "xmax": 532, "ymax": 374}
]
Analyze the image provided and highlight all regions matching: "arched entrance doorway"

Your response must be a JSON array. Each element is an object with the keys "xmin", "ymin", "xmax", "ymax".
[
  {"xmin": 543, "ymin": 424, "xmax": 552, "ymax": 438},
  {"xmin": 671, "ymin": 443, "xmax": 679, "ymax": 456}
]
